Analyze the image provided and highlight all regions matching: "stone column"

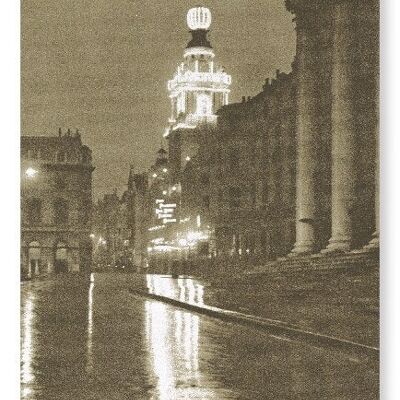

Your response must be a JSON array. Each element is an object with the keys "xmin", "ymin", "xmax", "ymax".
[
  {"xmin": 34, "ymin": 260, "xmax": 40, "ymax": 276},
  {"xmin": 27, "ymin": 261, "xmax": 32, "ymax": 279},
  {"xmin": 366, "ymin": 0, "xmax": 380, "ymax": 250},
  {"xmin": 290, "ymin": 12, "xmax": 319, "ymax": 255},
  {"xmin": 367, "ymin": 130, "xmax": 379, "ymax": 248},
  {"xmin": 324, "ymin": 0, "xmax": 357, "ymax": 252}
]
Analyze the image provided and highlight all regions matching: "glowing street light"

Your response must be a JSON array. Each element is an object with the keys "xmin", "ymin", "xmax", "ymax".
[{"xmin": 25, "ymin": 167, "xmax": 38, "ymax": 178}]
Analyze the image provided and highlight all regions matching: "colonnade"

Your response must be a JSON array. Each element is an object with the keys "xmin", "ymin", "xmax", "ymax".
[{"xmin": 287, "ymin": 0, "xmax": 379, "ymax": 255}]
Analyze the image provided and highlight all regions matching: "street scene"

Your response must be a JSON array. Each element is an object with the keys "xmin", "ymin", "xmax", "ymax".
[
  {"xmin": 21, "ymin": 275, "xmax": 378, "ymax": 400},
  {"xmin": 21, "ymin": 1, "xmax": 379, "ymax": 399}
]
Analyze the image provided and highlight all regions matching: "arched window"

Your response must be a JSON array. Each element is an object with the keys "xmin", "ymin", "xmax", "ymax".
[
  {"xmin": 28, "ymin": 241, "xmax": 40, "ymax": 260},
  {"xmin": 55, "ymin": 242, "xmax": 68, "ymax": 273}
]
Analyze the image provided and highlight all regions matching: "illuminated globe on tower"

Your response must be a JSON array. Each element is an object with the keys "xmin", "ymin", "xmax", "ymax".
[{"xmin": 167, "ymin": 6, "xmax": 232, "ymax": 131}]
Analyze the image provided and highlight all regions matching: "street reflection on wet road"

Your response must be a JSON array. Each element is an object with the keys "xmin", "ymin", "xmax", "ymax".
[
  {"xmin": 21, "ymin": 274, "xmax": 379, "ymax": 400},
  {"xmin": 21, "ymin": 291, "xmax": 35, "ymax": 398},
  {"xmin": 86, "ymin": 277, "xmax": 94, "ymax": 373},
  {"xmin": 146, "ymin": 274, "xmax": 204, "ymax": 305},
  {"xmin": 145, "ymin": 301, "xmax": 216, "ymax": 399}
]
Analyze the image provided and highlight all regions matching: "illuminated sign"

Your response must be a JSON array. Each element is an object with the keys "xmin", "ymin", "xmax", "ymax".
[
  {"xmin": 160, "ymin": 203, "xmax": 176, "ymax": 208},
  {"xmin": 163, "ymin": 218, "xmax": 177, "ymax": 224}
]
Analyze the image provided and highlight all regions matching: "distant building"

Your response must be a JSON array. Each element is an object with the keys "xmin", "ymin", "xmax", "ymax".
[
  {"xmin": 92, "ymin": 189, "xmax": 131, "ymax": 269},
  {"xmin": 127, "ymin": 167, "xmax": 148, "ymax": 269},
  {"xmin": 144, "ymin": 148, "xmax": 178, "ymax": 270},
  {"xmin": 21, "ymin": 129, "xmax": 94, "ymax": 278}
]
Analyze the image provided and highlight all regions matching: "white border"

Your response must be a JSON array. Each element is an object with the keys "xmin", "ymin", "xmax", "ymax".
[
  {"xmin": 0, "ymin": 0, "xmax": 20, "ymax": 399},
  {"xmin": 381, "ymin": 0, "xmax": 400, "ymax": 399}
]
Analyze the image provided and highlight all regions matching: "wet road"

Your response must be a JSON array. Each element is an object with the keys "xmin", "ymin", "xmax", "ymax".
[{"xmin": 21, "ymin": 274, "xmax": 379, "ymax": 400}]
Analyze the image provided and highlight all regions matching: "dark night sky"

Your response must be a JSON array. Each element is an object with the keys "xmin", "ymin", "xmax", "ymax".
[{"xmin": 21, "ymin": 0, "xmax": 296, "ymax": 198}]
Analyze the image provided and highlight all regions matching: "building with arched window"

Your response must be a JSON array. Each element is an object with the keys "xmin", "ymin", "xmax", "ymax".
[{"xmin": 21, "ymin": 129, "xmax": 94, "ymax": 278}]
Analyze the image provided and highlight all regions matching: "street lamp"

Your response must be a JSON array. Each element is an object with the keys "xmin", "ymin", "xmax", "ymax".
[{"xmin": 25, "ymin": 167, "xmax": 38, "ymax": 178}]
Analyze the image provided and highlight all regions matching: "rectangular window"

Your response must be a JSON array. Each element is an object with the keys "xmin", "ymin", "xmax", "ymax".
[
  {"xmin": 229, "ymin": 150, "xmax": 239, "ymax": 170},
  {"xmin": 229, "ymin": 187, "xmax": 241, "ymax": 208},
  {"xmin": 202, "ymin": 196, "xmax": 210, "ymax": 209},
  {"xmin": 54, "ymin": 199, "xmax": 69, "ymax": 224},
  {"xmin": 80, "ymin": 199, "xmax": 92, "ymax": 226},
  {"xmin": 27, "ymin": 198, "xmax": 42, "ymax": 225}
]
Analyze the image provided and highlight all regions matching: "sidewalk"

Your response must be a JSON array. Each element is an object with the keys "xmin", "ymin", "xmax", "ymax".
[{"xmin": 127, "ymin": 264, "xmax": 379, "ymax": 355}]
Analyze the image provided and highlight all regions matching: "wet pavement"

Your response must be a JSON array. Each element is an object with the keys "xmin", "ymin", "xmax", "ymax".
[{"xmin": 21, "ymin": 273, "xmax": 379, "ymax": 399}]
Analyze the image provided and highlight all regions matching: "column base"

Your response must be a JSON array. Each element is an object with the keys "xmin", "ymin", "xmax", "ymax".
[
  {"xmin": 321, "ymin": 237, "xmax": 351, "ymax": 254},
  {"xmin": 364, "ymin": 232, "xmax": 379, "ymax": 251},
  {"xmin": 288, "ymin": 241, "xmax": 315, "ymax": 257}
]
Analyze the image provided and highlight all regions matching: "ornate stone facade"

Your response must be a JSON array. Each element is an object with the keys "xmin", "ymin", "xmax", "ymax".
[{"xmin": 21, "ymin": 130, "xmax": 94, "ymax": 278}]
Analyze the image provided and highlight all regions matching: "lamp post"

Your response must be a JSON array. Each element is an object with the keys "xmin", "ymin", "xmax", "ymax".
[{"xmin": 24, "ymin": 167, "xmax": 39, "ymax": 279}]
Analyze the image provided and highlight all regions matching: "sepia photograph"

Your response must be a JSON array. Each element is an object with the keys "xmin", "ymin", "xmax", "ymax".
[{"xmin": 11, "ymin": 0, "xmax": 389, "ymax": 398}]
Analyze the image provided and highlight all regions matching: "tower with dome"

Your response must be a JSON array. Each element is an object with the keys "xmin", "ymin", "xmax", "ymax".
[
  {"xmin": 166, "ymin": 6, "xmax": 231, "ymax": 182},
  {"xmin": 166, "ymin": 6, "xmax": 231, "ymax": 132}
]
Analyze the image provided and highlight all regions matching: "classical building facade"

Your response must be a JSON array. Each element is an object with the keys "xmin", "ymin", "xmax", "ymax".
[{"xmin": 21, "ymin": 130, "xmax": 94, "ymax": 278}]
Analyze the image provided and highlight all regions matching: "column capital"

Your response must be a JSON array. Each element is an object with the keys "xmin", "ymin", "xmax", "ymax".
[
  {"xmin": 286, "ymin": 0, "xmax": 325, "ymax": 14},
  {"xmin": 286, "ymin": 0, "xmax": 334, "ymax": 32},
  {"xmin": 285, "ymin": 0, "xmax": 356, "ymax": 15}
]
